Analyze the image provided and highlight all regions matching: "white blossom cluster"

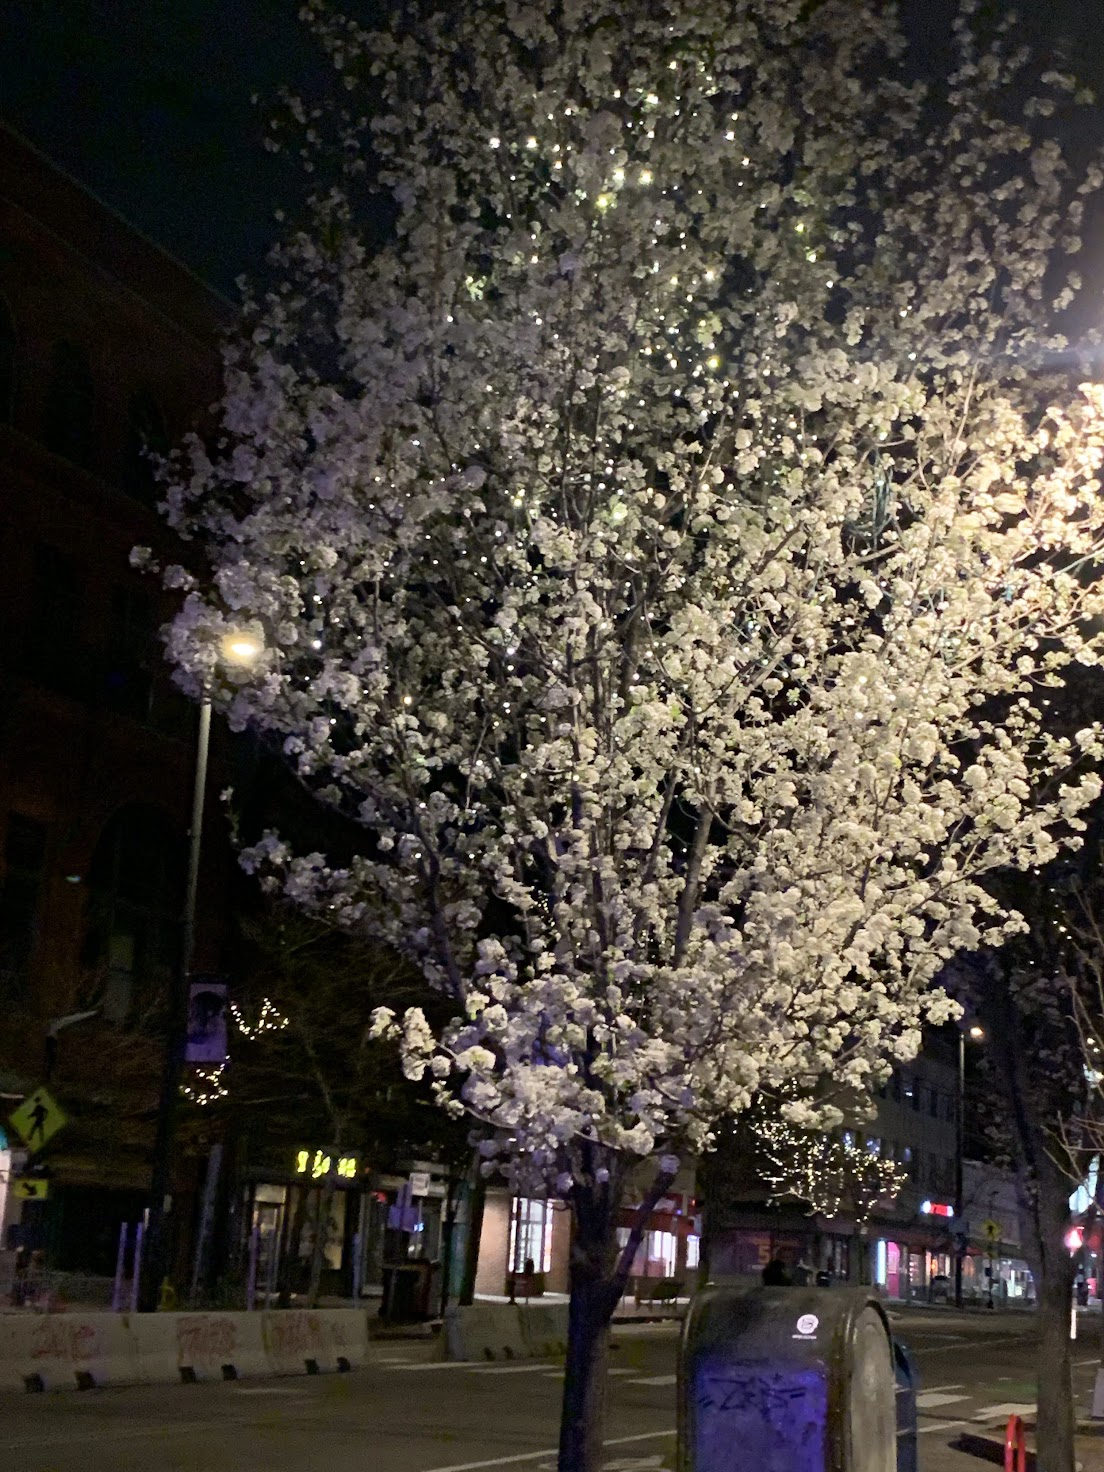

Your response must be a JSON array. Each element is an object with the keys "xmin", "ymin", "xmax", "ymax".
[{"xmin": 153, "ymin": 0, "xmax": 1104, "ymax": 1195}]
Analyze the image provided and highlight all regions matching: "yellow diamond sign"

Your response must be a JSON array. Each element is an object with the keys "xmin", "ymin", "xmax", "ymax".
[
  {"xmin": 8, "ymin": 1086, "xmax": 67, "ymax": 1151},
  {"xmin": 13, "ymin": 1178, "xmax": 49, "ymax": 1201}
]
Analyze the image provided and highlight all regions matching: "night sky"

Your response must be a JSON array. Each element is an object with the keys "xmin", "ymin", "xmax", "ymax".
[{"xmin": 1, "ymin": 0, "xmax": 1102, "ymax": 297}]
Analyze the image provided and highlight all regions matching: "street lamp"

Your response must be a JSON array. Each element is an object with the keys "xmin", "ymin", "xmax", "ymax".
[
  {"xmin": 954, "ymin": 1022, "xmax": 985, "ymax": 1310},
  {"xmin": 138, "ymin": 628, "xmax": 263, "ymax": 1311}
]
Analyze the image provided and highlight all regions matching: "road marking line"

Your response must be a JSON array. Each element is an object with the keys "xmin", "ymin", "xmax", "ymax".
[
  {"xmin": 914, "ymin": 1333, "xmax": 1030, "ymax": 1355},
  {"xmin": 421, "ymin": 1428, "xmax": 675, "ymax": 1472},
  {"xmin": 383, "ymin": 1360, "xmax": 540, "ymax": 1372},
  {"xmin": 917, "ymin": 1384, "xmax": 964, "ymax": 1394},
  {"xmin": 627, "ymin": 1375, "xmax": 678, "ymax": 1386},
  {"xmin": 917, "ymin": 1420, "xmax": 968, "ymax": 1435},
  {"xmin": 974, "ymin": 1403, "xmax": 1035, "ymax": 1422},
  {"xmin": 915, "ymin": 1392, "xmax": 969, "ymax": 1409},
  {"xmin": 469, "ymin": 1364, "xmax": 562, "ymax": 1375}
]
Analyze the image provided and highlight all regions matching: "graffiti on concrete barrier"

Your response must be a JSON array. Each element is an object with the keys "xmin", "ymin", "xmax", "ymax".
[
  {"xmin": 30, "ymin": 1318, "xmax": 99, "ymax": 1362},
  {"xmin": 265, "ymin": 1312, "xmax": 333, "ymax": 1358},
  {"xmin": 177, "ymin": 1315, "xmax": 237, "ymax": 1363}
]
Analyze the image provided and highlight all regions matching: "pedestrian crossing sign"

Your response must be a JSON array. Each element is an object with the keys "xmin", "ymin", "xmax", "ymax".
[
  {"xmin": 8, "ymin": 1086, "xmax": 67, "ymax": 1152},
  {"xmin": 983, "ymin": 1218, "xmax": 1001, "ymax": 1244},
  {"xmin": 13, "ymin": 1178, "xmax": 49, "ymax": 1200}
]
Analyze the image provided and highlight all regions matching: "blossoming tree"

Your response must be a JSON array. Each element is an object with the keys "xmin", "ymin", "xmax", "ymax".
[{"xmin": 150, "ymin": 2, "xmax": 1104, "ymax": 1465}]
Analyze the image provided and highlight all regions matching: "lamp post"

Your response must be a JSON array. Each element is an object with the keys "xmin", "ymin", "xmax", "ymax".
[
  {"xmin": 954, "ymin": 1022, "xmax": 985, "ymax": 1310},
  {"xmin": 138, "ymin": 631, "xmax": 262, "ymax": 1311}
]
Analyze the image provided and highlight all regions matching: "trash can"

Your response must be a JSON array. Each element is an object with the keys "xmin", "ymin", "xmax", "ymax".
[
  {"xmin": 379, "ymin": 1259, "xmax": 435, "ymax": 1321},
  {"xmin": 677, "ymin": 1287, "xmax": 897, "ymax": 1472},
  {"xmin": 893, "ymin": 1339, "xmax": 918, "ymax": 1472}
]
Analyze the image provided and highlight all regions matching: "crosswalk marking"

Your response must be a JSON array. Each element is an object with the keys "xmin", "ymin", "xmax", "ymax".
[
  {"xmin": 974, "ymin": 1402, "xmax": 1034, "ymax": 1422},
  {"xmin": 915, "ymin": 1392, "xmax": 969, "ymax": 1410},
  {"xmin": 917, "ymin": 1420, "xmax": 968, "ymax": 1435},
  {"xmin": 627, "ymin": 1375, "xmax": 677, "ymax": 1387}
]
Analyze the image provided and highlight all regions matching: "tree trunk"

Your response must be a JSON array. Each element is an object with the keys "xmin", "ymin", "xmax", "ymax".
[
  {"xmin": 277, "ymin": 1186, "xmax": 308, "ymax": 1307},
  {"xmin": 439, "ymin": 1176, "xmax": 460, "ymax": 1317},
  {"xmin": 459, "ymin": 1162, "xmax": 486, "ymax": 1306},
  {"xmin": 558, "ymin": 1188, "xmax": 620, "ymax": 1472},
  {"xmin": 307, "ymin": 1178, "xmax": 337, "ymax": 1308},
  {"xmin": 559, "ymin": 1268, "xmax": 615, "ymax": 1472},
  {"xmin": 1035, "ymin": 1155, "xmax": 1076, "ymax": 1472},
  {"xmin": 557, "ymin": 1166, "xmax": 675, "ymax": 1472}
]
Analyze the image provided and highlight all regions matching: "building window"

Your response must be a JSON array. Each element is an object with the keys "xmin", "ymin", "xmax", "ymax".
[
  {"xmin": 0, "ymin": 296, "xmax": 14, "ymax": 424},
  {"xmin": 43, "ymin": 340, "xmax": 94, "ymax": 468},
  {"xmin": 123, "ymin": 389, "xmax": 168, "ymax": 505},
  {"xmin": 82, "ymin": 806, "xmax": 184, "ymax": 1025},
  {"xmin": 0, "ymin": 814, "xmax": 48, "ymax": 999},
  {"xmin": 509, "ymin": 1198, "xmax": 553, "ymax": 1274},
  {"xmin": 26, "ymin": 544, "xmax": 85, "ymax": 697},
  {"xmin": 647, "ymin": 1230, "xmax": 678, "ymax": 1277},
  {"xmin": 104, "ymin": 584, "xmax": 156, "ymax": 719},
  {"xmin": 686, "ymin": 1234, "xmax": 700, "ymax": 1271}
]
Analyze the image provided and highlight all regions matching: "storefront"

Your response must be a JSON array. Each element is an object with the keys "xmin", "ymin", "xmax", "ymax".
[
  {"xmin": 616, "ymin": 1191, "xmax": 701, "ymax": 1288},
  {"xmin": 473, "ymin": 1189, "xmax": 573, "ymax": 1296}
]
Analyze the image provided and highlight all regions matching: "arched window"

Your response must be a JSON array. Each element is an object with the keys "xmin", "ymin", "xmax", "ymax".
[
  {"xmin": 123, "ymin": 388, "xmax": 168, "ymax": 505},
  {"xmin": 82, "ymin": 805, "xmax": 184, "ymax": 1025},
  {"xmin": 42, "ymin": 339, "xmax": 94, "ymax": 468},
  {"xmin": 0, "ymin": 297, "xmax": 14, "ymax": 425}
]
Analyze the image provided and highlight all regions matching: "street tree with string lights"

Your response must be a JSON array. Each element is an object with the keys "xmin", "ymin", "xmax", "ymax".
[{"xmin": 147, "ymin": 2, "xmax": 1104, "ymax": 1467}]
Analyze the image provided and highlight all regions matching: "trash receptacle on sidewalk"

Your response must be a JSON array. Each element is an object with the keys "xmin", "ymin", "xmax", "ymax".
[
  {"xmin": 379, "ymin": 1260, "xmax": 434, "ymax": 1321},
  {"xmin": 678, "ymin": 1287, "xmax": 906, "ymax": 1472}
]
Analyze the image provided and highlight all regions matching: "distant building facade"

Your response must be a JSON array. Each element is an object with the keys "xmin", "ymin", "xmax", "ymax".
[
  {"xmin": 706, "ymin": 1046, "xmax": 1033, "ymax": 1300},
  {"xmin": 0, "ymin": 124, "xmax": 230, "ymax": 1275}
]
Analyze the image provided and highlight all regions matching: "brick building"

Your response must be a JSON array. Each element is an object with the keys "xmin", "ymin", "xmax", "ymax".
[{"xmin": 0, "ymin": 124, "xmax": 231, "ymax": 1275}]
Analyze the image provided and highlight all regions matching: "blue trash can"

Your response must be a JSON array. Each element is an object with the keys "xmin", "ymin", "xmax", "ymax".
[
  {"xmin": 678, "ymin": 1287, "xmax": 897, "ymax": 1472},
  {"xmin": 893, "ymin": 1339, "xmax": 918, "ymax": 1472}
]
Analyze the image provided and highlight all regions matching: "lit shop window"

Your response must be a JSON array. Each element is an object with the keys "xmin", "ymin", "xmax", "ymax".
[{"xmin": 510, "ymin": 1197, "xmax": 553, "ymax": 1273}]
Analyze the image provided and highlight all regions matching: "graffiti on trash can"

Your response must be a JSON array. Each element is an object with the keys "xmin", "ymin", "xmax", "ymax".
[
  {"xmin": 693, "ymin": 1365, "xmax": 826, "ymax": 1472},
  {"xmin": 177, "ymin": 1315, "xmax": 237, "ymax": 1363}
]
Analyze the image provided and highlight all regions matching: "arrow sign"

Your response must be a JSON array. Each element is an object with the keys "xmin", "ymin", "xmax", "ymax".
[{"xmin": 13, "ymin": 1178, "xmax": 49, "ymax": 1200}]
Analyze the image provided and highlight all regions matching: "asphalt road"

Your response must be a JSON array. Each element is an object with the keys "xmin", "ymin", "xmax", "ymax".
[{"xmin": 0, "ymin": 1310, "xmax": 1098, "ymax": 1472}]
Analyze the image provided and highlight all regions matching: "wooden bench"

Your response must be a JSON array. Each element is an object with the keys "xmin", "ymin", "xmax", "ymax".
[{"xmin": 633, "ymin": 1276, "xmax": 684, "ymax": 1308}]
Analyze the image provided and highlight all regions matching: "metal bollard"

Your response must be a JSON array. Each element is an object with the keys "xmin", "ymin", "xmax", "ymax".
[{"xmin": 1004, "ymin": 1414, "xmax": 1026, "ymax": 1472}]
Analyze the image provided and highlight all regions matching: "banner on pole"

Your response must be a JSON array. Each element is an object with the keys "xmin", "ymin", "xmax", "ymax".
[{"xmin": 185, "ymin": 979, "xmax": 229, "ymax": 1063}]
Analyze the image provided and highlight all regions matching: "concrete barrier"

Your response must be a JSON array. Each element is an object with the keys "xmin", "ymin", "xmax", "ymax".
[
  {"xmin": 445, "ymin": 1303, "xmax": 573, "ymax": 1362},
  {"xmin": 520, "ymin": 1303, "xmax": 569, "ymax": 1359},
  {"xmin": 1, "ymin": 1313, "xmax": 141, "ymax": 1391},
  {"xmin": 262, "ymin": 1310, "xmax": 367, "ymax": 1375},
  {"xmin": 0, "ymin": 1307, "xmax": 372, "ymax": 1391},
  {"xmin": 131, "ymin": 1311, "xmax": 267, "ymax": 1384}
]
